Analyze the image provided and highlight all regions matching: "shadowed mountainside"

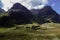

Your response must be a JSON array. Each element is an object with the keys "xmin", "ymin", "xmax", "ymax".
[
  {"xmin": 31, "ymin": 6, "xmax": 60, "ymax": 24},
  {"xmin": 8, "ymin": 3, "xmax": 33, "ymax": 24}
]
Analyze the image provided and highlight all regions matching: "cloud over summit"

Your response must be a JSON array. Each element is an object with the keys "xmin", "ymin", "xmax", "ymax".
[{"xmin": 1, "ymin": 0, "xmax": 48, "ymax": 11}]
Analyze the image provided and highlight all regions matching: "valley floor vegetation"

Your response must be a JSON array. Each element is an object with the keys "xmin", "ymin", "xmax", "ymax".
[{"xmin": 0, "ymin": 20, "xmax": 60, "ymax": 40}]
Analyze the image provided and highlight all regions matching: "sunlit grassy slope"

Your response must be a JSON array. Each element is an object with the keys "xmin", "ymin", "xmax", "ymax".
[{"xmin": 0, "ymin": 23, "xmax": 60, "ymax": 40}]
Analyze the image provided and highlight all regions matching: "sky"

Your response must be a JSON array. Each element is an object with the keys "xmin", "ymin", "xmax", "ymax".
[
  {"xmin": 0, "ymin": 0, "xmax": 60, "ymax": 14},
  {"xmin": 48, "ymin": 0, "xmax": 60, "ymax": 14},
  {"xmin": 0, "ymin": 0, "xmax": 3, "ymax": 8}
]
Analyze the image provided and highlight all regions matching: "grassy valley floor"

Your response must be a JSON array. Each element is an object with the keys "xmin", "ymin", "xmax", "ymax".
[{"xmin": 0, "ymin": 23, "xmax": 60, "ymax": 40}]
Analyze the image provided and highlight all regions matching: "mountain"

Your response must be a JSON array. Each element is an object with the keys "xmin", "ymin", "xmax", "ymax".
[
  {"xmin": 8, "ymin": 3, "xmax": 33, "ymax": 24},
  {"xmin": 31, "ymin": 6, "xmax": 60, "ymax": 24},
  {"xmin": 0, "ymin": 8, "xmax": 5, "ymax": 13}
]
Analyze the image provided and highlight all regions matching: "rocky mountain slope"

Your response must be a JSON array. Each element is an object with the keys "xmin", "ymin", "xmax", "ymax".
[{"xmin": 31, "ymin": 6, "xmax": 60, "ymax": 24}]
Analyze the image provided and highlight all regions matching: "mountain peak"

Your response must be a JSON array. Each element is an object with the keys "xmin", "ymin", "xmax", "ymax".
[
  {"xmin": 8, "ymin": 3, "xmax": 33, "ymax": 24},
  {"xmin": 12, "ymin": 3, "xmax": 24, "ymax": 9},
  {"xmin": 40, "ymin": 6, "xmax": 53, "ymax": 12},
  {"xmin": 8, "ymin": 3, "xmax": 30, "ymax": 12},
  {"xmin": 43, "ymin": 6, "xmax": 52, "ymax": 9}
]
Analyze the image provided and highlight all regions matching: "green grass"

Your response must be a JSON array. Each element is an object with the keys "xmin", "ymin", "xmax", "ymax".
[
  {"xmin": 0, "ymin": 23, "xmax": 60, "ymax": 40},
  {"xmin": 0, "ymin": 13, "xmax": 8, "ymax": 17}
]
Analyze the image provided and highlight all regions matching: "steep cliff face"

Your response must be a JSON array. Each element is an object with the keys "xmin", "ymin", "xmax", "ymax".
[{"xmin": 8, "ymin": 3, "xmax": 33, "ymax": 24}]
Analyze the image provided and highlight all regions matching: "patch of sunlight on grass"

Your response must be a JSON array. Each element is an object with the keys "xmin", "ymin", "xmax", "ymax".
[{"xmin": 41, "ymin": 23, "xmax": 60, "ymax": 28}]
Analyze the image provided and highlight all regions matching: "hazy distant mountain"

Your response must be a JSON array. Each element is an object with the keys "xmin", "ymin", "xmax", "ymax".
[
  {"xmin": 0, "ymin": 8, "xmax": 5, "ymax": 13},
  {"xmin": 8, "ymin": 3, "xmax": 33, "ymax": 24},
  {"xmin": 31, "ymin": 6, "xmax": 60, "ymax": 24}
]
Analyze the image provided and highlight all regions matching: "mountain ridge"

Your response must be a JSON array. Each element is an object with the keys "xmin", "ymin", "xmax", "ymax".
[{"xmin": 31, "ymin": 6, "xmax": 60, "ymax": 24}]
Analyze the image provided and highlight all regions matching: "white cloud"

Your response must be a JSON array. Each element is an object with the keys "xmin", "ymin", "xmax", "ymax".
[
  {"xmin": 1, "ymin": 0, "xmax": 13, "ymax": 11},
  {"xmin": 31, "ymin": 0, "xmax": 48, "ymax": 9},
  {"xmin": 32, "ymin": 5, "xmax": 45, "ymax": 9},
  {"xmin": 1, "ymin": 0, "xmax": 48, "ymax": 11},
  {"xmin": 41, "ymin": 0, "xmax": 48, "ymax": 4}
]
